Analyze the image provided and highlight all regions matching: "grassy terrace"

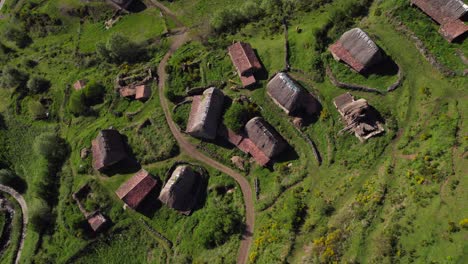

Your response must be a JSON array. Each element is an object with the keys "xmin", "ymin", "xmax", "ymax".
[{"xmin": 0, "ymin": 0, "xmax": 467, "ymax": 263}]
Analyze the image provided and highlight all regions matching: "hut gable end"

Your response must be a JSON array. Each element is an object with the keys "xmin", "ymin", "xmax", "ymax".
[{"xmin": 115, "ymin": 169, "xmax": 158, "ymax": 209}]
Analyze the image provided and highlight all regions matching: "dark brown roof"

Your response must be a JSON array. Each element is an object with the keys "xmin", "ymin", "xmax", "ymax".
[
  {"xmin": 186, "ymin": 87, "xmax": 225, "ymax": 140},
  {"xmin": 92, "ymin": 129, "xmax": 128, "ymax": 172},
  {"xmin": 245, "ymin": 117, "xmax": 288, "ymax": 159},
  {"xmin": 228, "ymin": 42, "xmax": 263, "ymax": 88},
  {"xmin": 329, "ymin": 28, "xmax": 382, "ymax": 73},
  {"xmin": 87, "ymin": 211, "xmax": 107, "ymax": 232},
  {"xmin": 115, "ymin": 169, "xmax": 158, "ymax": 209},
  {"xmin": 135, "ymin": 85, "xmax": 151, "ymax": 100},
  {"xmin": 333, "ymin": 92, "xmax": 354, "ymax": 110},
  {"xmin": 411, "ymin": 0, "xmax": 468, "ymax": 42},
  {"xmin": 158, "ymin": 165, "xmax": 202, "ymax": 215}
]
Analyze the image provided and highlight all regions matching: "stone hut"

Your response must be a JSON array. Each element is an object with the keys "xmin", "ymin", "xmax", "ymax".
[
  {"xmin": 411, "ymin": 0, "xmax": 468, "ymax": 42},
  {"xmin": 267, "ymin": 72, "xmax": 320, "ymax": 116},
  {"xmin": 115, "ymin": 169, "xmax": 158, "ymax": 210},
  {"xmin": 91, "ymin": 129, "xmax": 128, "ymax": 172},
  {"xmin": 245, "ymin": 117, "xmax": 288, "ymax": 159},
  {"xmin": 186, "ymin": 87, "xmax": 225, "ymax": 140},
  {"xmin": 73, "ymin": 80, "xmax": 86, "ymax": 91},
  {"xmin": 329, "ymin": 28, "xmax": 383, "ymax": 73},
  {"xmin": 228, "ymin": 42, "xmax": 263, "ymax": 88},
  {"xmin": 135, "ymin": 85, "xmax": 152, "ymax": 101},
  {"xmin": 158, "ymin": 165, "xmax": 203, "ymax": 215},
  {"xmin": 86, "ymin": 211, "xmax": 107, "ymax": 232},
  {"xmin": 333, "ymin": 93, "xmax": 384, "ymax": 141}
]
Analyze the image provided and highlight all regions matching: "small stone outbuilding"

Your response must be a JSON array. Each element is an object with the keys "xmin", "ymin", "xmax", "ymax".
[
  {"xmin": 228, "ymin": 42, "xmax": 263, "ymax": 88},
  {"xmin": 115, "ymin": 169, "xmax": 158, "ymax": 210},
  {"xmin": 91, "ymin": 129, "xmax": 128, "ymax": 172}
]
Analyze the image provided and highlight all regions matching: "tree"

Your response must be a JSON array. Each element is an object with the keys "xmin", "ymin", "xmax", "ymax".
[
  {"xmin": 97, "ymin": 34, "xmax": 145, "ymax": 63},
  {"xmin": 27, "ymin": 76, "xmax": 50, "ymax": 94},
  {"xmin": 33, "ymin": 132, "xmax": 68, "ymax": 164},
  {"xmin": 3, "ymin": 25, "xmax": 31, "ymax": 48},
  {"xmin": 28, "ymin": 101, "xmax": 47, "ymax": 120},
  {"xmin": 0, "ymin": 169, "xmax": 26, "ymax": 192},
  {"xmin": 30, "ymin": 199, "xmax": 52, "ymax": 232},
  {"xmin": 1, "ymin": 65, "xmax": 29, "ymax": 89},
  {"xmin": 69, "ymin": 90, "xmax": 88, "ymax": 116},
  {"xmin": 83, "ymin": 80, "xmax": 105, "ymax": 105}
]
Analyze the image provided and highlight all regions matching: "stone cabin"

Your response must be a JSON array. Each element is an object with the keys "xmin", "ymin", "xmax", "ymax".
[
  {"xmin": 245, "ymin": 117, "xmax": 288, "ymax": 160},
  {"xmin": 91, "ymin": 129, "xmax": 128, "ymax": 172},
  {"xmin": 115, "ymin": 169, "xmax": 158, "ymax": 210},
  {"xmin": 228, "ymin": 42, "xmax": 263, "ymax": 88}
]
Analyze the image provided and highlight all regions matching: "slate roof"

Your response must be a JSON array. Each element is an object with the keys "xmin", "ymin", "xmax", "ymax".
[
  {"xmin": 135, "ymin": 85, "xmax": 151, "ymax": 101},
  {"xmin": 245, "ymin": 117, "xmax": 288, "ymax": 159},
  {"xmin": 411, "ymin": 0, "xmax": 468, "ymax": 42},
  {"xmin": 158, "ymin": 165, "xmax": 203, "ymax": 215},
  {"xmin": 267, "ymin": 72, "xmax": 306, "ymax": 115},
  {"xmin": 87, "ymin": 211, "xmax": 107, "ymax": 232},
  {"xmin": 92, "ymin": 129, "xmax": 128, "ymax": 172},
  {"xmin": 73, "ymin": 80, "xmax": 86, "ymax": 91},
  {"xmin": 186, "ymin": 87, "xmax": 225, "ymax": 140},
  {"xmin": 329, "ymin": 28, "xmax": 383, "ymax": 72},
  {"xmin": 228, "ymin": 42, "xmax": 263, "ymax": 87},
  {"xmin": 115, "ymin": 169, "xmax": 158, "ymax": 209}
]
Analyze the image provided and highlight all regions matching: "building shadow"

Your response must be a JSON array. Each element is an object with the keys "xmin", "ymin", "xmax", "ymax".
[
  {"xmin": 363, "ymin": 53, "xmax": 399, "ymax": 77},
  {"xmin": 137, "ymin": 187, "xmax": 163, "ymax": 218},
  {"xmin": 127, "ymin": 0, "xmax": 147, "ymax": 13}
]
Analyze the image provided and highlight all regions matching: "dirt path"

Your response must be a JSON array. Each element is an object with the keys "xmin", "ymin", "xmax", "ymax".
[
  {"xmin": 0, "ymin": 184, "xmax": 28, "ymax": 264},
  {"xmin": 157, "ymin": 32, "xmax": 254, "ymax": 264},
  {"xmin": 147, "ymin": 0, "xmax": 184, "ymax": 28}
]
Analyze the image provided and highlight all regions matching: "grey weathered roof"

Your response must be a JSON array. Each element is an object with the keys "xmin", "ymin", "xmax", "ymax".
[
  {"xmin": 434, "ymin": 0, "xmax": 468, "ymax": 19},
  {"xmin": 158, "ymin": 165, "xmax": 202, "ymax": 215},
  {"xmin": 186, "ymin": 87, "xmax": 225, "ymax": 140},
  {"xmin": 245, "ymin": 117, "xmax": 287, "ymax": 159},
  {"xmin": 338, "ymin": 28, "xmax": 382, "ymax": 68},
  {"xmin": 267, "ymin": 72, "xmax": 306, "ymax": 115}
]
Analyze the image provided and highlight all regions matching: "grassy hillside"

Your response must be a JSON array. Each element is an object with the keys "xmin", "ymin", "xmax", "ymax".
[{"xmin": 0, "ymin": 0, "xmax": 466, "ymax": 263}]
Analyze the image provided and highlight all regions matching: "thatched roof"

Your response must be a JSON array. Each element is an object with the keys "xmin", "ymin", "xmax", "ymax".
[
  {"xmin": 329, "ymin": 28, "xmax": 382, "ymax": 73},
  {"xmin": 411, "ymin": 0, "xmax": 468, "ymax": 42},
  {"xmin": 333, "ymin": 93, "xmax": 384, "ymax": 141},
  {"xmin": 267, "ymin": 72, "xmax": 306, "ymax": 115},
  {"xmin": 228, "ymin": 42, "xmax": 263, "ymax": 87},
  {"xmin": 245, "ymin": 117, "xmax": 287, "ymax": 159},
  {"xmin": 115, "ymin": 169, "xmax": 158, "ymax": 209},
  {"xmin": 158, "ymin": 165, "xmax": 202, "ymax": 215},
  {"xmin": 92, "ymin": 129, "xmax": 128, "ymax": 172},
  {"xmin": 267, "ymin": 72, "xmax": 321, "ymax": 116},
  {"xmin": 186, "ymin": 87, "xmax": 225, "ymax": 140},
  {"xmin": 135, "ymin": 85, "xmax": 151, "ymax": 101}
]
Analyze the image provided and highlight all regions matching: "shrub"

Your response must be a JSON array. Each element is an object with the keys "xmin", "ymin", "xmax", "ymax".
[
  {"xmin": 0, "ymin": 169, "xmax": 25, "ymax": 191},
  {"xmin": 33, "ymin": 132, "xmax": 68, "ymax": 164},
  {"xmin": 69, "ymin": 90, "xmax": 88, "ymax": 115},
  {"xmin": 1, "ymin": 66, "xmax": 29, "ymax": 89},
  {"xmin": 193, "ymin": 206, "xmax": 241, "ymax": 248},
  {"xmin": 459, "ymin": 219, "xmax": 468, "ymax": 229},
  {"xmin": 28, "ymin": 101, "xmax": 47, "ymax": 120},
  {"xmin": 30, "ymin": 199, "xmax": 52, "ymax": 232},
  {"xmin": 27, "ymin": 76, "xmax": 50, "ymax": 94},
  {"xmin": 3, "ymin": 25, "xmax": 31, "ymax": 48},
  {"xmin": 97, "ymin": 34, "xmax": 146, "ymax": 63},
  {"xmin": 224, "ymin": 101, "xmax": 259, "ymax": 133},
  {"xmin": 83, "ymin": 80, "xmax": 105, "ymax": 105}
]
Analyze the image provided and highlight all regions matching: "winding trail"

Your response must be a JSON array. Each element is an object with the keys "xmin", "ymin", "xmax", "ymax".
[
  {"xmin": 157, "ymin": 32, "xmax": 254, "ymax": 264},
  {"xmin": 0, "ymin": 184, "xmax": 28, "ymax": 264}
]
